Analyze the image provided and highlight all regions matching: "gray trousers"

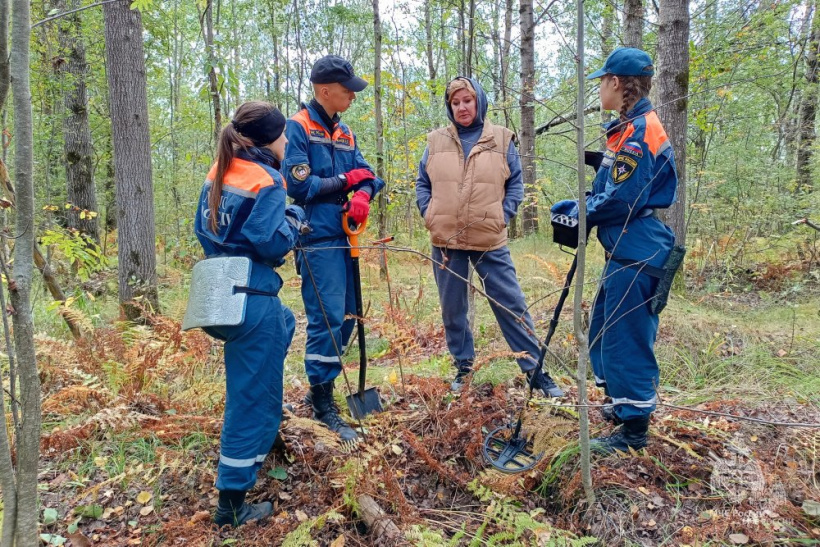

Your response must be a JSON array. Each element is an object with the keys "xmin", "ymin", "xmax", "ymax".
[{"xmin": 432, "ymin": 246, "xmax": 541, "ymax": 372}]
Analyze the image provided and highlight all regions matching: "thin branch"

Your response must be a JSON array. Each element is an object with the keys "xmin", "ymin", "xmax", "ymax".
[{"xmin": 31, "ymin": 0, "xmax": 120, "ymax": 29}]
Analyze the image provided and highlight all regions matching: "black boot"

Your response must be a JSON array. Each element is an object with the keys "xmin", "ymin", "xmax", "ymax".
[
  {"xmin": 310, "ymin": 381, "xmax": 359, "ymax": 444},
  {"xmin": 450, "ymin": 359, "xmax": 474, "ymax": 392},
  {"xmin": 600, "ymin": 397, "xmax": 623, "ymax": 426},
  {"xmin": 591, "ymin": 416, "xmax": 650, "ymax": 455},
  {"xmin": 526, "ymin": 368, "xmax": 564, "ymax": 398},
  {"xmin": 213, "ymin": 490, "xmax": 272, "ymax": 528}
]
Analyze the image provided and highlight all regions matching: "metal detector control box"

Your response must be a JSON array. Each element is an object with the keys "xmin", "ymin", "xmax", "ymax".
[{"xmin": 551, "ymin": 213, "xmax": 580, "ymax": 249}]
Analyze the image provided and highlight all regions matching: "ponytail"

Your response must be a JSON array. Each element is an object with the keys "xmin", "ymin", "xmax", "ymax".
[
  {"xmin": 618, "ymin": 74, "xmax": 652, "ymax": 124},
  {"xmin": 208, "ymin": 100, "xmax": 277, "ymax": 233}
]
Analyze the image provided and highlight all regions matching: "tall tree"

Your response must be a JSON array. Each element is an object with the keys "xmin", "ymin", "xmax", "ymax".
[
  {"xmin": 797, "ymin": 0, "xmax": 820, "ymax": 193},
  {"xmin": 373, "ymin": 0, "xmax": 388, "ymax": 278},
  {"xmin": 2, "ymin": 0, "xmax": 42, "ymax": 541},
  {"xmin": 424, "ymin": 0, "xmax": 437, "ymax": 99},
  {"xmin": 201, "ymin": 0, "xmax": 222, "ymax": 146},
  {"xmin": 103, "ymin": 0, "xmax": 159, "ymax": 320},
  {"xmin": 55, "ymin": 0, "xmax": 99, "ymax": 243},
  {"xmin": 656, "ymin": 0, "xmax": 690, "ymax": 245},
  {"xmin": 519, "ymin": 0, "xmax": 538, "ymax": 233},
  {"xmin": 623, "ymin": 0, "xmax": 643, "ymax": 48}
]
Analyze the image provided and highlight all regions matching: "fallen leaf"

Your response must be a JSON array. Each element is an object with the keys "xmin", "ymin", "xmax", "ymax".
[
  {"xmin": 776, "ymin": 349, "xmax": 787, "ymax": 357},
  {"xmin": 66, "ymin": 532, "xmax": 92, "ymax": 547},
  {"xmin": 136, "ymin": 491, "xmax": 153, "ymax": 505},
  {"xmin": 638, "ymin": 486, "xmax": 650, "ymax": 495},
  {"xmin": 330, "ymin": 536, "xmax": 345, "ymax": 547},
  {"xmin": 267, "ymin": 466, "xmax": 288, "ymax": 481},
  {"xmin": 729, "ymin": 533, "xmax": 749, "ymax": 544},
  {"xmin": 295, "ymin": 510, "xmax": 309, "ymax": 522},
  {"xmin": 749, "ymin": 435, "xmax": 758, "ymax": 442},
  {"xmin": 388, "ymin": 370, "xmax": 399, "ymax": 385},
  {"xmin": 279, "ymin": 491, "xmax": 292, "ymax": 500},
  {"xmin": 391, "ymin": 444, "xmax": 403, "ymax": 456},
  {"xmin": 139, "ymin": 506, "xmax": 154, "ymax": 516},
  {"xmin": 802, "ymin": 500, "xmax": 820, "ymax": 517}
]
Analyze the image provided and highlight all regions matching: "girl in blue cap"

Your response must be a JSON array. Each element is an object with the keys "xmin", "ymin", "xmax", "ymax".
[{"xmin": 551, "ymin": 47, "xmax": 679, "ymax": 454}]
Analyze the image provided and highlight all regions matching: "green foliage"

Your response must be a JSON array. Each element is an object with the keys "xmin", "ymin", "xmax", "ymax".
[
  {"xmin": 280, "ymin": 510, "xmax": 344, "ymax": 547},
  {"xmin": 39, "ymin": 227, "xmax": 108, "ymax": 282}
]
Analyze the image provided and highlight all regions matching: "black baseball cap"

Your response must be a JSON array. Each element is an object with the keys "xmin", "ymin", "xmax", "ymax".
[{"xmin": 310, "ymin": 55, "xmax": 368, "ymax": 92}]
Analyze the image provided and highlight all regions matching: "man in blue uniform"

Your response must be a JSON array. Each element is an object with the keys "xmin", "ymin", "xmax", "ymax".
[{"xmin": 282, "ymin": 55, "xmax": 384, "ymax": 444}]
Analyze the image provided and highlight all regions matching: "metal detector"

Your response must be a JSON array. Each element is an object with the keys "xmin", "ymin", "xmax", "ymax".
[{"xmin": 483, "ymin": 214, "xmax": 580, "ymax": 473}]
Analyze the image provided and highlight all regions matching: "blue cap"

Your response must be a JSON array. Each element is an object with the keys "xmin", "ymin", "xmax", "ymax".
[
  {"xmin": 310, "ymin": 55, "xmax": 368, "ymax": 92},
  {"xmin": 587, "ymin": 47, "xmax": 654, "ymax": 80}
]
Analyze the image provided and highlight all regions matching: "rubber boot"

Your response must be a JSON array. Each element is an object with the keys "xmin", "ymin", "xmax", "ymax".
[
  {"xmin": 213, "ymin": 490, "xmax": 272, "ymax": 528},
  {"xmin": 310, "ymin": 381, "xmax": 359, "ymax": 444},
  {"xmin": 591, "ymin": 415, "xmax": 650, "ymax": 455},
  {"xmin": 600, "ymin": 397, "xmax": 623, "ymax": 426},
  {"xmin": 526, "ymin": 368, "xmax": 564, "ymax": 398}
]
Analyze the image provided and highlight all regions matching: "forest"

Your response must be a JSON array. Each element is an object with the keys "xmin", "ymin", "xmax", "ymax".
[{"xmin": 0, "ymin": 0, "xmax": 818, "ymax": 544}]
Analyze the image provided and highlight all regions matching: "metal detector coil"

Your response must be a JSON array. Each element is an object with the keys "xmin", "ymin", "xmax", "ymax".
[{"xmin": 483, "ymin": 424, "xmax": 542, "ymax": 473}]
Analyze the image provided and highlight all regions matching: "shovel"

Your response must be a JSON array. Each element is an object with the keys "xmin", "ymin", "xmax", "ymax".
[{"xmin": 342, "ymin": 212, "xmax": 383, "ymax": 419}]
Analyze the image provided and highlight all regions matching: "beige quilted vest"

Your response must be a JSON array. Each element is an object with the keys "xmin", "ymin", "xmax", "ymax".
[{"xmin": 424, "ymin": 121, "xmax": 513, "ymax": 250}]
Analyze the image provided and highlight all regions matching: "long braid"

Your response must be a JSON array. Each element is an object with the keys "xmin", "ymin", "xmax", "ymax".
[{"xmin": 618, "ymin": 75, "xmax": 653, "ymax": 123}]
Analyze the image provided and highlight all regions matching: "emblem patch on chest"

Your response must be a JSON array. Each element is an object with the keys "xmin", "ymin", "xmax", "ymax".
[
  {"xmin": 291, "ymin": 164, "xmax": 310, "ymax": 182},
  {"xmin": 335, "ymin": 136, "xmax": 351, "ymax": 147},
  {"xmin": 309, "ymin": 129, "xmax": 327, "ymax": 139},
  {"xmin": 612, "ymin": 155, "xmax": 638, "ymax": 184}
]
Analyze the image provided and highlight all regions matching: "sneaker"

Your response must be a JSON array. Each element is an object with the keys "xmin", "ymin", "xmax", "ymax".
[
  {"xmin": 526, "ymin": 369, "xmax": 564, "ymax": 398},
  {"xmin": 450, "ymin": 360, "xmax": 474, "ymax": 392}
]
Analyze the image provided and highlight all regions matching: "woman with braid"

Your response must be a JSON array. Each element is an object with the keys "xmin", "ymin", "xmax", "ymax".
[{"xmin": 551, "ymin": 48, "xmax": 679, "ymax": 454}]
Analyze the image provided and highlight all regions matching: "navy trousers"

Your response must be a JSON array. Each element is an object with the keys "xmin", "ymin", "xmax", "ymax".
[
  {"xmin": 589, "ymin": 258, "xmax": 660, "ymax": 421},
  {"xmin": 297, "ymin": 238, "xmax": 357, "ymax": 386},
  {"xmin": 432, "ymin": 246, "xmax": 541, "ymax": 372},
  {"xmin": 204, "ymin": 265, "xmax": 295, "ymax": 491}
]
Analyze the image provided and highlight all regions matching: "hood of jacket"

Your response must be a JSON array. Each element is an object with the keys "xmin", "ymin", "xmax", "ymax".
[{"xmin": 445, "ymin": 77, "xmax": 488, "ymax": 131}]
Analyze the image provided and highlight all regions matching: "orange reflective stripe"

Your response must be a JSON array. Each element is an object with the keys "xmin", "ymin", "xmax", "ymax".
[
  {"xmin": 642, "ymin": 111, "xmax": 669, "ymax": 156},
  {"xmin": 205, "ymin": 158, "xmax": 276, "ymax": 194},
  {"xmin": 292, "ymin": 109, "xmax": 331, "ymax": 140},
  {"xmin": 607, "ymin": 123, "xmax": 635, "ymax": 153}
]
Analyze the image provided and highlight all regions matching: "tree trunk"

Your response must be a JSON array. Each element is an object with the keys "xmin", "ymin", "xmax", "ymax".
[
  {"xmin": 574, "ymin": 0, "xmax": 595, "ymax": 511},
  {"xmin": 502, "ymin": 0, "xmax": 513, "ymax": 129},
  {"xmin": 459, "ymin": 0, "xmax": 466, "ymax": 75},
  {"xmin": 201, "ymin": 0, "xmax": 222, "ymax": 146},
  {"xmin": 8, "ymin": 0, "xmax": 41, "ymax": 542},
  {"xmin": 465, "ymin": 0, "xmax": 476, "ymax": 77},
  {"xmin": 373, "ymin": 0, "xmax": 388, "ymax": 278},
  {"xmin": 424, "ymin": 0, "xmax": 436, "ymax": 99},
  {"xmin": 600, "ymin": 0, "xmax": 615, "ymax": 127},
  {"xmin": 797, "ymin": 0, "xmax": 820, "ymax": 193},
  {"xmin": 0, "ymin": 0, "xmax": 8, "ymax": 110},
  {"xmin": 519, "ymin": 0, "xmax": 538, "ymax": 234},
  {"xmin": 56, "ymin": 0, "xmax": 99, "ymax": 244},
  {"xmin": 656, "ymin": 0, "xmax": 689, "ymax": 246},
  {"xmin": 103, "ymin": 0, "xmax": 159, "ymax": 320},
  {"xmin": 623, "ymin": 0, "xmax": 643, "ymax": 48}
]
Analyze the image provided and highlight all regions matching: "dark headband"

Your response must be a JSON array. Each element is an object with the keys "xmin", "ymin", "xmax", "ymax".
[{"xmin": 232, "ymin": 108, "xmax": 286, "ymax": 147}]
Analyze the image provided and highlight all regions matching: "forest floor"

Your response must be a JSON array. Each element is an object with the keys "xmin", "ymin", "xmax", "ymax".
[{"xmin": 26, "ymin": 236, "xmax": 820, "ymax": 546}]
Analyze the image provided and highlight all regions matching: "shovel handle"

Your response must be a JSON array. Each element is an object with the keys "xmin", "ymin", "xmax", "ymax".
[{"xmin": 342, "ymin": 212, "xmax": 367, "ymax": 258}]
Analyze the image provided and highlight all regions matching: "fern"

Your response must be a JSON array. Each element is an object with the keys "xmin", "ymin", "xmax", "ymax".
[
  {"xmin": 281, "ymin": 510, "xmax": 344, "ymax": 547},
  {"xmin": 404, "ymin": 524, "xmax": 448, "ymax": 546}
]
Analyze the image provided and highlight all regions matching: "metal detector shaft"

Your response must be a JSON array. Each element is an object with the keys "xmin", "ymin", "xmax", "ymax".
[{"xmin": 538, "ymin": 255, "xmax": 579, "ymax": 364}]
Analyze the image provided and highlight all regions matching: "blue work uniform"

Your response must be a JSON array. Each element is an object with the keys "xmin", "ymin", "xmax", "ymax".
[
  {"xmin": 194, "ymin": 147, "xmax": 301, "ymax": 491},
  {"xmin": 552, "ymin": 97, "xmax": 677, "ymax": 421},
  {"xmin": 416, "ymin": 78, "xmax": 543, "ymax": 373},
  {"xmin": 282, "ymin": 103, "xmax": 385, "ymax": 386}
]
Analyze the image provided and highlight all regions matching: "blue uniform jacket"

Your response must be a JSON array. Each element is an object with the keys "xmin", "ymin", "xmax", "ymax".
[
  {"xmin": 282, "ymin": 103, "xmax": 385, "ymax": 243},
  {"xmin": 194, "ymin": 147, "xmax": 302, "ymax": 291},
  {"xmin": 553, "ymin": 98, "xmax": 677, "ymax": 267}
]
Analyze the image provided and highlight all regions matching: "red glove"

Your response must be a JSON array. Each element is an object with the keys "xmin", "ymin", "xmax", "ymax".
[
  {"xmin": 345, "ymin": 190, "xmax": 371, "ymax": 225},
  {"xmin": 342, "ymin": 168, "xmax": 375, "ymax": 190}
]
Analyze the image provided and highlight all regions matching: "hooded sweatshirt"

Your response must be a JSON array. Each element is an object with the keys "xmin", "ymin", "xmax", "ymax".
[{"xmin": 416, "ymin": 77, "xmax": 523, "ymax": 226}]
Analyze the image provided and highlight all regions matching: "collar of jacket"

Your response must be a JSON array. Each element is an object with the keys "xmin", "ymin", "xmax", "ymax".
[
  {"xmin": 604, "ymin": 97, "xmax": 653, "ymax": 137},
  {"xmin": 306, "ymin": 99, "xmax": 339, "ymax": 133},
  {"xmin": 238, "ymin": 146, "xmax": 280, "ymax": 170},
  {"xmin": 445, "ymin": 119, "xmax": 498, "ymax": 156}
]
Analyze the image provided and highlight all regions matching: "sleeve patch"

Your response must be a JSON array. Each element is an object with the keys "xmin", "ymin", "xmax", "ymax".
[
  {"xmin": 621, "ymin": 142, "xmax": 643, "ymax": 158},
  {"xmin": 291, "ymin": 164, "xmax": 310, "ymax": 182},
  {"xmin": 612, "ymin": 155, "xmax": 638, "ymax": 184}
]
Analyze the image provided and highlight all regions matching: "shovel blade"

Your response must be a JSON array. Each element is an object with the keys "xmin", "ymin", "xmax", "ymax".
[{"xmin": 346, "ymin": 388, "xmax": 383, "ymax": 420}]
